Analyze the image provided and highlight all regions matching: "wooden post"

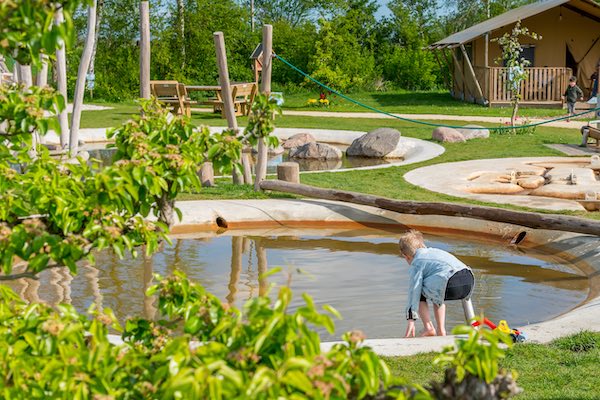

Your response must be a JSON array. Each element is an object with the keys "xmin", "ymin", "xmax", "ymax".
[
  {"xmin": 70, "ymin": 0, "xmax": 98, "ymax": 155},
  {"xmin": 259, "ymin": 180, "xmax": 600, "ymax": 237},
  {"xmin": 55, "ymin": 8, "xmax": 69, "ymax": 148},
  {"xmin": 214, "ymin": 31, "xmax": 252, "ymax": 185},
  {"xmin": 226, "ymin": 236, "xmax": 243, "ymax": 305},
  {"xmin": 254, "ymin": 24, "xmax": 272, "ymax": 191},
  {"xmin": 36, "ymin": 55, "xmax": 49, "ymax": 87},
  {"xmin": 460, "ymin": 44, "xmax": 486, "ymax": 105},
  {"xmin": 199, "ymin": 162, "xmax": 215, "ymax": 187},
  {"xmin": 140, "ymin": 1, "xmax": 151, "ymax": 99},
  {"xmin": 257, "ymin": 242, "xmax": 268, "ymax": 296},
  {"xmin": 277, "ymin": 162, "xmax": 299, "ymax": 183},
  {"xmin": 18, "ymin": 64, "xmax": 33, "ymax": 88}
]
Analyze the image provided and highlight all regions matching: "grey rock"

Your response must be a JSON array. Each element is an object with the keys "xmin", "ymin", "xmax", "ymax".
[
  {"xmin": 432, "ymin": 127, "xmax": 466, "ymax": 143},
  {"xmin": 457, "ymin": 125, "xmax": 490, "ymax": 140},
  {"xmin": 346, "ymin": 128, "xmax": 402, "ymax": 157},
  {"xmin": 283, "ymin": 133, "xmax": 316, "ymax": 149},
  {"xmin": 289, "ymin": 142, "xmax": 342, "ymax": 160}
]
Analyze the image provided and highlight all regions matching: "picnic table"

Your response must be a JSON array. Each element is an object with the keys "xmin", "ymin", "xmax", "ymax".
[{"xmin": 186, "ymin": 82, "xmax": 256, "ymax": 117}]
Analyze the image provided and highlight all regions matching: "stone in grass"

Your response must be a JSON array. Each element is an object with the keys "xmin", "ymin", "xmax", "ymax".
[
  {"xmin": 282, "ymin": 133, "xmax": 316, "ymax": 149},
  {"xmin": 432, "ymin": 127, "xmax": 466, "ymax": 143},
  {"xmin": 289, "ymin": 142, "xmax": 343, "ymax": 160},
  {"xmin": 347, "ymin": 128, "xmax": 409, "ymax": 158},
  {"xmin": 457, "ymin": 125, "xmax": 490, "ymax": 140}
]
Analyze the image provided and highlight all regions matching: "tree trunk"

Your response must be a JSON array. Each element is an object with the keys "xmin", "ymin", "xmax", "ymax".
[
  {"xmin": 70, "ymin": 0, "xmax": 98, "ymax": 155},
  {"xmin": 88, "ymin": 0, "xmax": 104, "ymax": 87},
  {"xmin": 177, "ymin": 0, "xmax": 185, "ymax": 67},
  {"xmin": 511, "ymin": 101, "xmax": 519, "ymax": 127},
  {"xmin": 139, "ymin": 1, "xmax": 151, "ymax": 99},
  {"xmin": 259, "ymin": 180, "xmax": 600, "ymax": 236},
  {"xmin": 157, "ymin": 193, "xmax": 175, "ymax": 228},
  {"xmin": 54, "ymin": 8, "xmax": 69, "ymax": 148}
]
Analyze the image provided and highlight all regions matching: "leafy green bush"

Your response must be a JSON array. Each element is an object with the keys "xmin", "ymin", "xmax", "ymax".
[
  {"xmin": 0, "ymin": 271, "xmax": 425, "ymax": 399},
  {"xmin": 430, "ymin": 323, "xmax": 521, "ymax": 399}
]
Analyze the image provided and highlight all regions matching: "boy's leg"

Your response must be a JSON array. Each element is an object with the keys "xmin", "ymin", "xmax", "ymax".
[
  {"xmin": 418, "ymin": 300, "xmax": 436, "ymax": 336},
  {"xmin": 433, "ymin": 303, "xmax": 447, "ymax": 336}
]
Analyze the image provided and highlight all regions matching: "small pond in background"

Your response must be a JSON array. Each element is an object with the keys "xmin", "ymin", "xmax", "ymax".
[
  {"xmin": 6, "ymin": 230, "xmax": 588, "ymax": 340},
  {"xmin": 87, "ymin": 145, "xmax": 394, "ymax": 173}
]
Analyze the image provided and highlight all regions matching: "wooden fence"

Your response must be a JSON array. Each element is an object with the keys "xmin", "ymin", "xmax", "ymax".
[{"xmin": 483, "ymin": 67, "xmax": 572, "ymax": 104}]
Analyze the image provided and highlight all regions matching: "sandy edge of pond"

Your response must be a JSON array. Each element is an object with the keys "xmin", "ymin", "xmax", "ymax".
[{"xmin": 108, "ymin": 199, "xmax": 600, "ymax": 356}]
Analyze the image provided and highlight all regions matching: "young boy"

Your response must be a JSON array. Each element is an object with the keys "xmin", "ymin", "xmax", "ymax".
[
  {"xmin": 562, "ymin": 76, "xmax": 584, "ymax": 121},
  {"xmin": 398, "ymin": 230, "xmax": 475, "ymax": 337}
]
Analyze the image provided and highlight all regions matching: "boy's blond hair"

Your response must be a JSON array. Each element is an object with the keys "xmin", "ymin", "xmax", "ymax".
[{"xmin": 398, "ymin": 229, "xmax": 425, "ymax": 258}]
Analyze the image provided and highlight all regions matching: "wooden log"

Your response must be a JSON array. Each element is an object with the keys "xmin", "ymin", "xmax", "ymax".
[
  {"xmin": 277, "ymin": 162, "xmax": 299, "ymax": 183},
  {"xmin": 140, "ymin": 1, "xmax": 151, "ymax": 99},
  {"xmin": 36, "ymin": 55, "xmax": 49, "ymax": 87},
  {"xmin": 214, "ymin": 31, "xmax": 252, "ymax": 185},
  {"xmin": 199, "ymin": 162, "xmax": 215, "ymax": 187},
  {"xmin": 259, "ymin": 180, "xmax": 600, "ymax": 236}
]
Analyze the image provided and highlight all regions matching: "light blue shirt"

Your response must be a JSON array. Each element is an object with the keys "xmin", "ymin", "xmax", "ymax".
[{"xmin": 405, "ymin": 247, "xmax": 472, "ymax": 320}]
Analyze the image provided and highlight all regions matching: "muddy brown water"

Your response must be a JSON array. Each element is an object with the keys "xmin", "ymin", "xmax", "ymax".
[{"xmin": 6, "ymin": 229, "xmax": 589, "ymax": 340}]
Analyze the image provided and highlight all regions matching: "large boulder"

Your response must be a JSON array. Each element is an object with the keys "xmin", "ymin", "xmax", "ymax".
[
  {"xmin": 283, "ymin": 133, "xmax": 316, "ymax": 149},
  {"xmin": 457, "ymin": 125, "xmax": 490, "ymax": 140},
  {"xmin": 289, "ymin": 142, "xmax": 343, "ymax": 160},
  {"xmin": 432, "ymin": 127, "xmax": 466, "ymax": 143},
  {"xmin": 346, "ymin": 128, "xmax": 403, "ymax": 158}
]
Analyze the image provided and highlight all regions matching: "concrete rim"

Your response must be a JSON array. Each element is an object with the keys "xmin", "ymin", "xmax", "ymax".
[{"xmin": 169, "ymin": 199, "xmax": 600, "ymax": 356}]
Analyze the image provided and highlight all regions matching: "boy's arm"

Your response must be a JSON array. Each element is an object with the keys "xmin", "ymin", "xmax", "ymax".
[
  {"xmin": 405, "ymin": 263, "xmax": 424, "ymax": 320},
  {"xmin": 577, "ymin": 86, "xmax": 584, "ymax": 98}
]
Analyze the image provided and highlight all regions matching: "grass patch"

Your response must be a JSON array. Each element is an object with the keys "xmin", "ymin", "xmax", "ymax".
[{"xmin": 385, "ymin": 331, "xmax": 600, "ymax": 400}]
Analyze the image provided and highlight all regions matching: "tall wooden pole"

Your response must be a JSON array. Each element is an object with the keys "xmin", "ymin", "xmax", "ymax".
[
  {"xmin": 36, "ymin": 55, "xmax": 49, "ymax": 87},
  {"xmin": 254, "ymin": 24, "xmax": 272, "ymax": 191},
  {"xmin": 214, "ymin": 31, "xmax": 252, "ymax": 184},
  {"xmin": 55, "ymin": 8, "xmax": 69, "ymax": 148},
  {"xmin": 70, "ymin": 0, "xmax": 98, "ymax": 154},
  {"xmin": 140, "ymin": 1, "xmax": 151, "ymax": 99}
]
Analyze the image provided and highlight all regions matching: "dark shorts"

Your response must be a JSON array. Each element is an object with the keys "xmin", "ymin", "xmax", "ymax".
[{"xmin": 420, "ymin": 269, "xmax": 474, "ymax": 302}]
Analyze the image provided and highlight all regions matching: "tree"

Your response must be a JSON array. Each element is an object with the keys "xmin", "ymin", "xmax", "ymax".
[
  {"xmin": 492, "ymin": 20, "xmax": 540, "ymax": 127},
  {"xmin": 0, "ymin": 1, "xmax": 242, "ymax": 280},
  {"xmin": 307, "ymin": 0, "xmax": 378, "ymax": 91}
]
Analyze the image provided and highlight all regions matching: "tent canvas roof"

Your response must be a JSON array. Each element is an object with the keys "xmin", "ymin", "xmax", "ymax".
[{"xmin": 429, "ymin": 0, "xmax": 600, "ymax": 49}]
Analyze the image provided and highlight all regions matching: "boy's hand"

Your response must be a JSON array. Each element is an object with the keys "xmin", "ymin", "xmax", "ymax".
[{"xmin": 405, "ymin": 320, "xmax": 416, "ymax": 338}]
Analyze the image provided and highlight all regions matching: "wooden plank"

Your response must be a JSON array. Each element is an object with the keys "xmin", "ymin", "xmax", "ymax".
[{"xmin": 259, "ymin": 180, "xmax": 600, "ymax": 237}]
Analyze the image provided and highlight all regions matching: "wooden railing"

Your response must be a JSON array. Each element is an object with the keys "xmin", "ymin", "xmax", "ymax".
[{"xmin": 485, "ymin": 67, "xmax": 572, "ymax": 103}]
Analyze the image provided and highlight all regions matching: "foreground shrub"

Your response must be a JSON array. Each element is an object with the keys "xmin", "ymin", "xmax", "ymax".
[{"xmin": 0, "ymin": 271, "xmax": 429, "ymax": 399}]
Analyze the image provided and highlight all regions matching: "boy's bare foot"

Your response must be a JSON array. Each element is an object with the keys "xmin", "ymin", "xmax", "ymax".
[{"xmin": 419, "ymin": 328, "xmax": 437, "ymax": 337}]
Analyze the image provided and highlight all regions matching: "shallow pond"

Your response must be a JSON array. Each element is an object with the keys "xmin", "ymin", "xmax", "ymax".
[
  {"xmin": 87, "ymin": 145, "xmax": 393, "ymax": 173},
  {"xmin": 7, "ymin": 229, "xmax": 589, "ymax": 340}
]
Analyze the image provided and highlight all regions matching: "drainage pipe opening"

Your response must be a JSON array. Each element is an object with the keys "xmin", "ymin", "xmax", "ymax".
[{"xmin": 216, "ymin": 216, "xmax": 229, "ymax": 229}]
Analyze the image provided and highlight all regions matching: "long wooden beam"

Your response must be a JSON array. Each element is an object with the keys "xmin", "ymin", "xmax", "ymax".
[
  {"xmin": 451, "ymin": 49, "xmax": 472, "ymax": 101},
  {"xmin": 259, "ymin": 180, "xmax": 600, "ymax": 237},
  {"xmin": 432, "ymin": 50, "xmax": 451, "ymax": 90},
  {"xmin": 460, "ymin": 44, "xmax": 487, "ymax": 105}
]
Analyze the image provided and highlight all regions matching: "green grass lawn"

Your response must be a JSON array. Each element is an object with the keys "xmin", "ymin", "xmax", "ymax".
[
  {"xmin": 385, "ymin": 331, "xmax": 600, "ymax": 399},
  {"xmin": 276, "ymin": 88, "xmax": 569, "ymax": 118},
  {"xmin": 78, "ymin": 103, "xmax": 599, "ymax": 220}
]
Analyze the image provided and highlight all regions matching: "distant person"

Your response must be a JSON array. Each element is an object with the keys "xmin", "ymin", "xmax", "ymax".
[
  {"xmin": 398, "ymin": 230, "xmax": 475, "ymax": 337},
  {"xmin": 562, "ymin": 76, "xmax": 584, "ymax": 122}
]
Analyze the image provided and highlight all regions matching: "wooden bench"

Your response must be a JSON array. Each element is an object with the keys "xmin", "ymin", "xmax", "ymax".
[
  {"xmin": 581, "ymin": 120, "xmax": 600, "ymax": 148},
  {"xmin": 150, "ymin": 80, "xmax": 197, "ymax": 117}
]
